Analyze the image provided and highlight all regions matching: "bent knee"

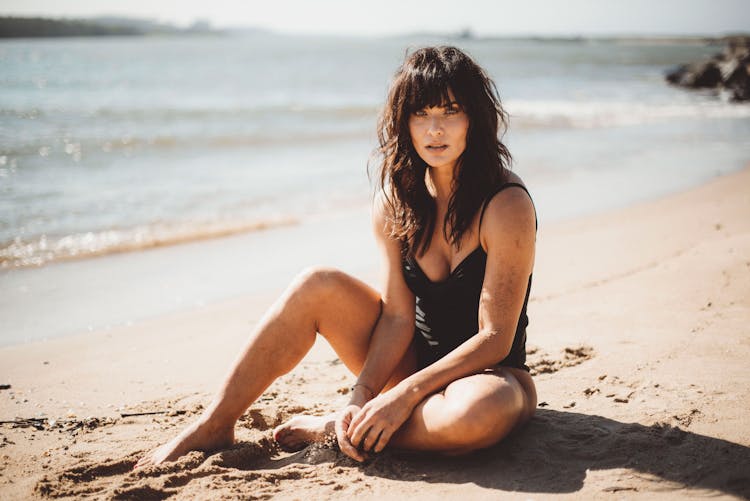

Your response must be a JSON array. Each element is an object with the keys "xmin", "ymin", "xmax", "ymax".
[
  {"xmin": 445, "ymin": 382, "xmax": 526, "ymax": 451},
  {"xmin": 284, "ymin": 266, "xmax": 372, "ymax": 330},
  {"xmin": 290, "ymin": 266, "xmax": 347, "ymax": 298}
]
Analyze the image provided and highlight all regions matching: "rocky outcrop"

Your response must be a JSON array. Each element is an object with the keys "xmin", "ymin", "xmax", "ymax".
[{"xmin": 666, "ymin": 36, "xmax": 750, "ymax": 102}]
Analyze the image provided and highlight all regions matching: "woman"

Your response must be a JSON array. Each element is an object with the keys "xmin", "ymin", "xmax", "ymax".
[{"xmin": 136, "ymin": 45, "xmax": 536, "ymax": 467}]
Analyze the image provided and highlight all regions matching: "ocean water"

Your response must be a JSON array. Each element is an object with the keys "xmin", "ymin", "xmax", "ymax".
[{"xmin": 1, "ymin": 34, "xmax": 749, "ymax": 269}]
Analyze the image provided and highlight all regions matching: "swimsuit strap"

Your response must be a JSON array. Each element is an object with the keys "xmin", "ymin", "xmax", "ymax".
[{"xmin": 478, "ymin": 182, "xmax": 537, "ymax": 235}]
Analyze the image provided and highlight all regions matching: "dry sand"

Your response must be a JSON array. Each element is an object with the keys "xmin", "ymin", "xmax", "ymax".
[{"xmin": 1, "ymin": 167, "xmax": 749, "ymax": 500}]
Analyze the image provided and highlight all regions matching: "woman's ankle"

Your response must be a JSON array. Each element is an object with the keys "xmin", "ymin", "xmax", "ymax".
[{"xmin": 196, "ymin": 408, "xmax": 238, "ymax": 434}]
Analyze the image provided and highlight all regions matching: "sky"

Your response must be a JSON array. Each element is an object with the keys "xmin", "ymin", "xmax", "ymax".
[{"xmin": 1, "ymin": 0, "xmax": 749, "ymax": 37}]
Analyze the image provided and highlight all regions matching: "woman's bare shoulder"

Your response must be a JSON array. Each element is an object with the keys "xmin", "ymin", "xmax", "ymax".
[{"xmin": 480, "ymin": 175, "xmax": 536, "ymax": 247}]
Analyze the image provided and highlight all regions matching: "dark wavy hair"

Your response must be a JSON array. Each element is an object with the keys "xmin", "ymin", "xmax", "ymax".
[{"xmin": 373, "ymin": 46, "xmax": 512, "ymax": 257}]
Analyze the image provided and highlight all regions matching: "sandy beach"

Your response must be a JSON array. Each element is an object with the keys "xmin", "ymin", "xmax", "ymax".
[{"xmin": 1, "ymin": 166, "xmax": 749, "ymax": 500}]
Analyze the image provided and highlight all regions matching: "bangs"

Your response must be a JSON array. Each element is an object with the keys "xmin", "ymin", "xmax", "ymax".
[{"xmin": 404, "ymin": 70, "xmax": 464, "ymax": 113}]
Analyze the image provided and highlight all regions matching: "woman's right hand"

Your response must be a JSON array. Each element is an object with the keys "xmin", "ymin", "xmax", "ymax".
[{"xmin": 335, "ymin": 403, "xmax": 367, "ymax": 462}]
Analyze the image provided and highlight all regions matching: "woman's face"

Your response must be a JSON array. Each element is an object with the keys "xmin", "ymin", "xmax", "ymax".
[{"xmin": 408, "ymin": 90, "xmax": 469, "ymax": 172}]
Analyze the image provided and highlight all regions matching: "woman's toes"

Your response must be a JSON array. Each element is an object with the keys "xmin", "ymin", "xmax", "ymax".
[{"xmin": 273, "ymin": 426, "xmax": 289, "ymax": 443}]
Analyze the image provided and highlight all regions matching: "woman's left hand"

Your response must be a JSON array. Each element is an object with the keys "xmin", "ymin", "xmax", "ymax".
[{"xmin": 346, "ymin": 387, "xmax": 415, "ymax": 455}]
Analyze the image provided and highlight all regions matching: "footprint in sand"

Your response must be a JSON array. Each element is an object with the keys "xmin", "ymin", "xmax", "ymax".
[
  {"xmin": 35, "ymin": 437, "xmax": 285, "ymax": 499},
  {"xmin": 35, "ymin": 453, "xmax": 148, "ymax": 498},
  {"xmin": 526, "ymin": 345, "xmax": 594, "ymax": 376},
  {"xmin": 205, "ymin": 437, "xmax": 278, "ymax": 470},
  {"xmin": 238, "ymin": 403, "xmax": 324, "ymax": 431}
]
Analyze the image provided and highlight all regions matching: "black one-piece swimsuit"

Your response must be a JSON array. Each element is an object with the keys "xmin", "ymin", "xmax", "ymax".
[{"xmin": 401, "ymin": 183, "xmax": 534, "ymax": 371}]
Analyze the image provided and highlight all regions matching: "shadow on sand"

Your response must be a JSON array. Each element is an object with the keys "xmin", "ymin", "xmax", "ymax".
[{"xmin": 353, "ymin": 409, "xmax": 750, "ymax": 498}]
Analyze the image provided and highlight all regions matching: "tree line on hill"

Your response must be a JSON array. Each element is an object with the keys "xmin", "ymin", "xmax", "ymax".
[{"xmin": 0, "ymin": 16, "xmax": 216, "ymax": 38}]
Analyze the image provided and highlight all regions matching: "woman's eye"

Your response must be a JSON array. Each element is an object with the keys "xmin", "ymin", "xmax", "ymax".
[
  {"xmin": 445, "ymin": 107, "xmax": 459, "ymax": 115},
  {"xmin": 413, "ymin": 110, "xmax": 427, "ymax": 117}
]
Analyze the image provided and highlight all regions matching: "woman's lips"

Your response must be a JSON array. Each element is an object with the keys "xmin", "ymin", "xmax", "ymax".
[{"xmin": 426, "ymin": 144, "xmax": 448, "ymax": 152}]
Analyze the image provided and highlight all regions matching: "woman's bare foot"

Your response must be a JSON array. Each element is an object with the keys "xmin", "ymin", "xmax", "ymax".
[
  {"xmin": 135, "ymin": 419, "xmax": 235, "ymax": 469},
  {"xmin": 273, "ymin": 414, "xmax": 335, "ymax": 452}
]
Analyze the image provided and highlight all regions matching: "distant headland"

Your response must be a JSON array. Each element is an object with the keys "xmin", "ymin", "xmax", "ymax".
[{"xmin": 0, "ymin": 16, "xmax": 221, "ymax": 38}]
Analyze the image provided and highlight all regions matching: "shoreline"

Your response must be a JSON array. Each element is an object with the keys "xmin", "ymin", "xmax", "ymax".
[
  {"xmin": 0, "ymin": 204, "xmax": 378, "ymax": 347},
  {"xmin": 0, "ymin": 215, "xmax": 301, "ymax": 271},
  {"xmin": 1, "ymin": 165, "xmax": 748, "ymax": 498}
]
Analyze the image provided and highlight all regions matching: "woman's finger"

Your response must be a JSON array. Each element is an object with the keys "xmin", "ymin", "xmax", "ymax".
[
  {"xmin": 348, "ymin": 404, "xmax": 369, "ymax": 432},
  {"xmin": 365, "ymin": 428, "xmax": 385, "ymax": 453},
  {"xmin": 337, "ymin": 430, "xmax": 363, "ymax": 461},
  {"xmin": 346, "ymin": 411, "xmax": 365, "ymax": 442},
  {"xmin": 335, "ymin": 412, "xmax": 364, "ymax": 462},
  {"xmin": 356, "ymin": 425, "xmax": 372, "ymax": 450},
  {"xmin": 372, "ymin": 428, "xmax": 393, "ymax": 453},
  {"xmin": 349, "ymin": 413, "xmax": 376, "ymax": 447},
  {"xmin": 350, "ymin": 420, "xmax": 373, "ymax": 450}
]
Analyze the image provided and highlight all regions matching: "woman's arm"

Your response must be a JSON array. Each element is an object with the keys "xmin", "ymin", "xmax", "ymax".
[
  {"xmin": 335, "ymin": 194, "xmax": 416, "ymax": 460},
  {"xmin": 352, "ymin": 195, "xmax": 416, "ymax": 399},
  {"xmin": 348, "ymin": 186, "xmax": 536, "ymax": 453}
]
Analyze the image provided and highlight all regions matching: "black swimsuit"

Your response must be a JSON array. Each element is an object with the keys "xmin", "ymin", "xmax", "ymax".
[{"xmin": 402, "ymin": 183, "xmax": 534, "ymax": 372}]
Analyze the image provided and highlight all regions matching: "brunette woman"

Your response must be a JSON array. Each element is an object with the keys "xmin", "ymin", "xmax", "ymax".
[{"xmin": 137, "ymin": 45, "xmax": 536, "ymax": 467}]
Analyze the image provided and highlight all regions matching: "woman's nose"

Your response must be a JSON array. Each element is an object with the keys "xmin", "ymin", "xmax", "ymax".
[{"xmin": 427, "ymin": 117, "xmax": 443, "ymax": 136}]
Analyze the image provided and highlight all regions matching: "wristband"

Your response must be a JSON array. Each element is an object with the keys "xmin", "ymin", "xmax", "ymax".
[{"xmin": 351, "ymin": 383, "xmax": 375, "ymax": 399}]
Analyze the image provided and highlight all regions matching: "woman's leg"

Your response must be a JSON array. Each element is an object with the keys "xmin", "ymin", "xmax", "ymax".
[
  {"xmin": 388, "ymin": 367, "xmax": 536, "ymax": 454},
  {"xmin": 137, "ymin": 267, "xmax": 408, "ymax": 466}
]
